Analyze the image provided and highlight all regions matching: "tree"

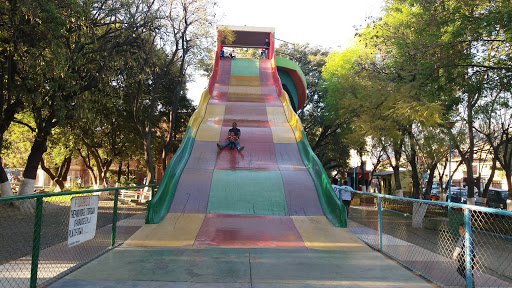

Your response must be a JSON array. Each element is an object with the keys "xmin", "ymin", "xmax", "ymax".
[
  {"xmin": 73, "ymin": 86, "xmax": 143, "ymax": 188},
  {"xmin": 474, "ymin": 91, "xmax": 512, "ymax": 205},
  {"xmin": 39, "ymin": 127, "xmax": 75, "ymax": 190},
  {"xmin": 3, "ymin": 113, "xmax": 76, "ymax": 191},
  {"xmin": 415, "ymin": 126, "xmax": 448, "ymax": 198},
  {"xmin": 1, "ymin": 0, "xmax": 216, "ymax": 196},
  {"xmin": 161, "ymin": 0, "xmax": 218, "ymax": 171},
  {"xmin": 275, "ymin": 43, "xmax": 352, "ymax": 174},
  {"xmin": 2, "ymin": 112, "xmax": 34, "ymax": 169},
  {"xmin": 0, "ymin": 0, "xmax": 46, "ymax": 196},
  {"xmin": 408, "ymin": 0, "xmax": 512, "ymax": 203},
  {"xmin": 11, "ymin": 0, "xmax": 161, "ymax": 195},
  {"xmin": 321, "ymin": 0, "xmax": 511, "ymax": 207},
  {"xmin": 123, "ymin": 0, "xmax": 217, "ymax": 187},
  {"xmin": 323, "ymin": 42, "xmax": 409, "ymax": 195}
]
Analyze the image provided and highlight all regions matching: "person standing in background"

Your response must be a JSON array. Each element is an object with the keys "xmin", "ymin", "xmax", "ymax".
[
  {"xmin": 262, "ymin": 38, "xmax": 270, "ymax": 58},
  {"xmin": 331, "ymin": 178, "xmax": 341, "ymax": 198},
  {"xmin": 453, "ymin": 223, "xmax": 476, "ymax": 286},
  {"xmin": 339, "ymin": 180, "xmax": 353, "ymax": 216}
]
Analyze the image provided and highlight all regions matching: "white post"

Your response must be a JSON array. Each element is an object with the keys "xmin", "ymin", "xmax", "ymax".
[
  {"xmin": 18, "ymin": 178, "xmax": 36, "ymax": 195},
  {"xmin": 0, "ymin": 182, "xmax": 14, "ymax": 197}
]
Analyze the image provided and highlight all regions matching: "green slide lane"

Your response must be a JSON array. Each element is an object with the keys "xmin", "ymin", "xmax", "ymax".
[
  {"xmin": 297, "ymin": 130, "xmax": 347, "ymax": 227},
  {"xmin": 208, "ymin": 170, "xmax": 287, "ymax": 216}
]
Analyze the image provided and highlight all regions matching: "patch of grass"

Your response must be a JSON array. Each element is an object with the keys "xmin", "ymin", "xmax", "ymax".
[{"xmin": 43, "ymin": 192, "xmax": 94, "ymax": 203}]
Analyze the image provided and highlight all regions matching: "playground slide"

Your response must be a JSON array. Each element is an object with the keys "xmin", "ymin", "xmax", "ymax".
[{"xmin": 146, "ymin": 57, "xmax": 346, "ymax": 228}]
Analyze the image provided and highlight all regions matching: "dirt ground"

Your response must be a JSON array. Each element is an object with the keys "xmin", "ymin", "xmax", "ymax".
[{"xmin": 0, "ymin": 198, "xmax": 146, "ymax": 266}]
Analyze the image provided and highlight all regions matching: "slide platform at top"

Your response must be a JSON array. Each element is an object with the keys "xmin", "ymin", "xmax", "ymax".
[{"xmin": 146, "ymin": 26, "xmax": 346, "ymax": 228}]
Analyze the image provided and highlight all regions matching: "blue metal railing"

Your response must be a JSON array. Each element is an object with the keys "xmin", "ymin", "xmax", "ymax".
[{"xmin": 338, "ymin": 187, "xmax": 512, "ymax": 288}]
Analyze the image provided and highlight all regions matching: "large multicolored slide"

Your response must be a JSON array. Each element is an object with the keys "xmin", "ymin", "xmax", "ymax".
[{"xmin": 140, "ymin": 26, "xmax": 347, "ymax": 248}]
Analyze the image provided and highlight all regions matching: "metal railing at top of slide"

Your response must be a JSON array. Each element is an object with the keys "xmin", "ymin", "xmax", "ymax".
[
  {"xmin": 336, "ymin": 187, "xmax": 512, "ymax": 288},
  {"xmin": 221, "ymin": 44, "xmax": 267, "ymax": 49},
  {"xmin": 0, "ymin": 185, "xmax": 155, "ymax": 288}
]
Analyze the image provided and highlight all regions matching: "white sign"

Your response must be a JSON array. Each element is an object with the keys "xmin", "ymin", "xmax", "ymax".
[{"xmin": 68, "ymin": 195, "xmax": 99, "ymax": 247}]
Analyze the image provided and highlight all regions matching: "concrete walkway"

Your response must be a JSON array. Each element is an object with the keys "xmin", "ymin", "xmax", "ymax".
[
  {"xmin": 49, "ymin": 247, "xmax": 433, "ymax": 288},
  {"xmin": 48, "ymin": 215, "xmax": 434, "ymax": 288}
]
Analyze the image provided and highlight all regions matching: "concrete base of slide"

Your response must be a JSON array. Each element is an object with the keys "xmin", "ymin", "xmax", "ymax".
[
  {"xmin": 123, "ymin": 213, "xmax": 370, "ymax": 251},
  {"xmin": 49, "ymin": 246, "xmax": 433, "ymax": 288}
]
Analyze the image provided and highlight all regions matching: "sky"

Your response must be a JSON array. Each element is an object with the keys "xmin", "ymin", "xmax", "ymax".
[{"xmin": 187, "ymin": 0, "xmax": 385, "ymax": 104}]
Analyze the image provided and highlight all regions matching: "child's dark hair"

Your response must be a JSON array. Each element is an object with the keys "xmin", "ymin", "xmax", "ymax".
[{"xmin": 459, "ymin": 223, "xmax": 465, "ymax": 229}]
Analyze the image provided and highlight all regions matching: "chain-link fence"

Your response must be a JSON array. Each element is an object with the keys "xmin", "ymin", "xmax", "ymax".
[
  {"xmin": 0, "ymin": 185, "xmax": 153, "ymax": 288},
  {"xmin": 346, "ymin": 190, "xmax": 512, "ymax": 288}
]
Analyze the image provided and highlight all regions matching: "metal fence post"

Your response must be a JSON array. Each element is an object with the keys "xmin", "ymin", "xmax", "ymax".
[
  {"xmin": 30, "ymin": 197, "xmax": 43, "ymax": 288},
  {"xmin": 378, "ymin": 196, "xmax": 383, "ymax": 252},
  {"xmin": 346, "ymin": 191, "xmax": 512, "ymax": 287},
  {"xmin": 111, "ymin": 188, "xmax": 119, "ymax": 247},
  {"xmin": 464, "ymin": 208, "xmax": 473, "ymax": 288}
]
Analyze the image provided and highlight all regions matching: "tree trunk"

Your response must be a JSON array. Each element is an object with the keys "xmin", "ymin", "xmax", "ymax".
[
  {"xmin": 161, "ymin": 144, "xmax": 169, "ymax": 172},
  {"xmin": 40, "ymin": 156, "xmax": 71, "ymax": 190},
  {"xmin": 425, "ymin": 162, "xmax": 437, "ymax": 200},
  {"xmin": 481, "ymin": 156, "xmax": 497, "ymax": 202},
  {"xmin": 502, "ymin": 135, "xmax": 511, "ymax": 201},
  {"xmin": 19, "ymin": 136, "xmax": 48, "ymax": 195},
  {"xmin": 407, "ymin": 130, "xmax": 421, "ymax": 199},
  {"xmin": 437, "ymin": 161, "xmax": 447, "ymax": 197},
  {"xmin": 392, "ymin": 141, "xmax": 403, "ymax": 197},
  {"xmin": 61, "ymin": 156, "xmax": 71, "ymax": 184},
  {"xmin": 0, "ymin": 54, "xmax": 24, "ymax": 197},
  {"xmin": 358, "ymin": 149, "xmax": 366, "ymax": 191},
  {"xmin": 40, "ymin": 158, "xmax": 62, "ymax": 190},
  {"xmin": 409, "ymin": 132, "xmax": 426, "ymax": 227},
  {"xmin": 143, "ymin": 130, "xmax": 155, "ymax": 185},
  {"xmin": 412, "ymin": 202, "xmax": 428, "ymax": 228},
  {"xmin": 165, "ymin": 31, "xmax": 189, "ymax": 171},
  {"xmin": 88, "ymin": 169, "xmax": 98, "ymax": 187},
  {"xmin": 0, "ymin": 181, "xmax": 13, "ymax": 197},
  {"xmin": 0, "ymin": 158, "xmax": 14, "ymax": 197},
  {"xmin": 410, "ymin": 160, "xmax": 420, "ymax": 199},
  {"xmin": 465, "ymin": 98, "xmax": 476, "ymax": 204},
  {"xmin": 102, "ymin": 159, "xmax": 113, "ymax": 187},
  {"xmin": 117, "ymin": 162, "xmax": 123, "ymax": 186},
  {"xmin": 506, "ymin": 170, "xmax": 512, "ymax": 211},
  {"xmin": 80, "ymin": 143, "xmax": 113, "ymax": 188},
  {"xmin": 90, "ymin": 148, "xmax": 105, "ymax": 188},
  {"xmin": 164, "ymin": 84, "xmax": 182, "ymax": 172},
  {"xmin": 79, "ymin": 148, "xmax": 98, "ymax": 188},
  {"xmin": 133, "ymin": 75, "xmax": 156, "ymax": 186},
  {"xmin": 506, "ymin": 169, "xmax": 512, "ymax": 199},
  {"xmin": 143, "ymin": 80, "xmax": 158, "ymax": 185},
  {"xmin": 126, "ymin": 161, "xmax": 130, "ymax": 182},
  {"xmin": 0, "ymin": 159, "xmax": 8, "ymax": 184},
  {"xmin": 370, "ymin": 151, "xmax": 383, "ymax": 193}
]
